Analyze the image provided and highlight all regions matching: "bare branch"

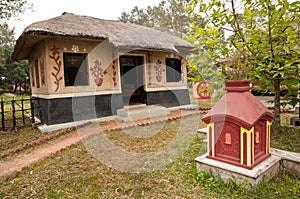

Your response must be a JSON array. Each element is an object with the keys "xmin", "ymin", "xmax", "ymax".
[{"xmin": 267, "ymin": 3, "xmax": 275, "ymax": 60}]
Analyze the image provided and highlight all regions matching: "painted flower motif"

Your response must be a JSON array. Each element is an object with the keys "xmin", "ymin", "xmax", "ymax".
[
  {"xmin": 50, "ymin": 45, "xmax": 59, "ymax": 56},
  {"xmin": 112, "ymin": 60, "xmax": 117, "ymax": 87},
  {"xmin": 90, "ymin": 59, "xmax": 108, "ymax": 86},
  {"xmin": 154, "ymin": 59, "xmax": 164, "ymax": 82}
]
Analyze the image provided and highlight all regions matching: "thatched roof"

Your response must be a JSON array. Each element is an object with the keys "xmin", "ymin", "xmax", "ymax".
[{"xmin": 12, "ymin": 12, "xmax": 191, "ymax": 60}]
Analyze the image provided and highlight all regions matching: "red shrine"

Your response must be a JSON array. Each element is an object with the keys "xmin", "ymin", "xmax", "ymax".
[{"xmin": 202, "ymin": 80, "xmax": 274, "ymax": 169}]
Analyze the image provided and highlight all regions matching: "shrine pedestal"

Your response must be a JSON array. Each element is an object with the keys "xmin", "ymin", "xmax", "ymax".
[{"xmin": 195, "ymin": 153, "xmax": 281, "ymax": 186}]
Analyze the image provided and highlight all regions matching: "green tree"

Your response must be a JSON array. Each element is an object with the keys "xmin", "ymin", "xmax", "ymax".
[
  {"xmin": 0, "ymin": 23, "xmax": 15, "ymax": 45},
  {"xmin": 0, "ymin": 0, "xmax": 30, "ymax": 92},
  {"xmin": 0, "ymin": 22, "xmax": 15, "ymax": 69},
  {"xmin": 187, "ymin": 0, "xmax": 300, "ymax": 133},
  {"xmin": 0, "ymin": 44, "xmax": 29, "ymax": 92},
  {"xmin": 0, "ymin": 0, "xmax": 29, "ymax": 20},
  {"xmin": 0, "ymin": 23, "xmax": 29, "ymax": 92},
  {"xmin": 119, "ymin": 0, "xmax": 192, "ymax": 35}
]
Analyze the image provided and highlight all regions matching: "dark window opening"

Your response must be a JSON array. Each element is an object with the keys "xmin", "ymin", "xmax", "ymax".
[
  {"xmin": 34, "ymin": 60, "xmax": 40, "ymax": 88},
  {"xmin": 166, "ymin": 58, "xmax": 181, "ymax": 82},
  {"xmin": 63, "ymin": 53, "xmax": 88, "ymax": 86}
]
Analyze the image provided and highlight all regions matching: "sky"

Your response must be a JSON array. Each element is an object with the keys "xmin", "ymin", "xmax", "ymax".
[{"xmin": 8, "ymin": 0, "xmax": 162, "ymax": 38}]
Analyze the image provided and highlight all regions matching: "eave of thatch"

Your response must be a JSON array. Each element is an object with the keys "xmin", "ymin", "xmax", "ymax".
[{"xmin": 12, "ymin": 12, "xmax": 191, "ymax": 60}]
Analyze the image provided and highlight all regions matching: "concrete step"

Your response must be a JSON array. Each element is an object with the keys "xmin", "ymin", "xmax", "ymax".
[
  {"xmin": 117, "ymin": 104, "xmax": 147, "ymax": 117},
  {"xmin": 116, "ymin": 105, "xmax": 169, "ymax": 122},
  {"xmin": 123, "ymin": 104, "xmax": 147, "ymax": 110}
]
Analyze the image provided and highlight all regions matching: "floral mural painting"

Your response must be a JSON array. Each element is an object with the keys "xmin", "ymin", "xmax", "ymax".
[
  {"xmin": 111, "ymin": 51, "xmax": 117, "ymax": 87},
  {"xmin": 49, "ymin": 46, "xmax": 62, "ymax": 92},
  {"xmin": 112, "ymin": 60, "xmax": 117, "ymax": 87},
  {"xmin": 90, "ymin": 59, "xmax": 108, "ymax": 86},
  {"xmin": 154, "ymin": 59, "xmax": 164, "ymax": 82},
  {"xmin": 40, "ymin": 58, "xmax": 46, "ymax": 86}
]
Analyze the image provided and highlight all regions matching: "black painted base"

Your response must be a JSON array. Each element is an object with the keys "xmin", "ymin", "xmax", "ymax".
[
  {"xmin": 32, "ymin": 89, "xmax": 191, "ymax": 125},
  {"xmin": 146, "ymin": 89, "xmax": 190, "ymax": 107},
  {"xmin": 33, "ymin": 94, "xmax": 123, "ymax": 125}
]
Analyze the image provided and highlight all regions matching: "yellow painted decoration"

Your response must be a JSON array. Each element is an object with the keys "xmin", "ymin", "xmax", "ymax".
[
  {"xmin": 252, "ymin": 128, "xmax": 254, "ymax": 164},
  {"xmin": 247, "ymin": 130, "xmax": 251, "ymax": 166},
  {"xmin": 240, "ymin": 126, "xmax": 254, "ymax": 166},
  {"xmin": 266, "ymin": 121, "xmax": 271, "ymax": 154},
  {"xmin": 240, "ymin": 129, "xmax": 244, "ymax": 164},
  {"xmin": 207, "ymin": 123, "xmax": 215, "ymax": 157}
]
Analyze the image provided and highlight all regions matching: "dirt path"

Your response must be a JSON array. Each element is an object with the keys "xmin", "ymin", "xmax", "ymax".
[
  {"xmin": 0, "ymin": 132, "xmax": 81, "ymax": 178},
  {"xmin": 0, "ymin": 110, "xmax": 201, "ymax": 179}
]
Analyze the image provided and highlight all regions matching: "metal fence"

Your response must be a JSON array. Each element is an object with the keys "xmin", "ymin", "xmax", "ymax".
[{"xmin": 0, "ymin": 97, "xmax": 42, "ymax": 131}]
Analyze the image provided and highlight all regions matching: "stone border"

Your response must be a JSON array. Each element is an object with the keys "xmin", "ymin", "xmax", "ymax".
[{"xmin": 271, "ymin": 148, "xmax": 300, "ymax": 179}]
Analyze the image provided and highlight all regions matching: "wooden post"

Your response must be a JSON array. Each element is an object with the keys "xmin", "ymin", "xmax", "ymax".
[
  {"xmin": 12, "ymin": 98, "xmax": 16, "ymax": 130},
  {"xmin": 21, "ymin": 96, "xmax": 25, "ymax": 127},
  {"xmin": 1, "ymin": 98, "xmax": 4, "ymax": 129},
  {"xmin": 30, "ymin": 97, "xmax": 35, "ymax": 124}
]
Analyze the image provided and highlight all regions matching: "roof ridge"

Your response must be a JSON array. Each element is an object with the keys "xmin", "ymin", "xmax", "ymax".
[{"xmin": 12, "ymin": 13, "xmax": 191, "ymax": 60}]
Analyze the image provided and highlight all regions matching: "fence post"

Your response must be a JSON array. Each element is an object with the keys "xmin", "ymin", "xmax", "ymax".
[
  {"xmin": 12, "ymin": 97, "xmax": 16, "ymax": 130},
  {"xmin": 1, "ymin": 98, "xmax": 4, "ymax": 129},
  {"xmin": 30, "ymin": 97, "xmax": 35, "ymax": 124},
  {"xmin": 21, "ymin": 96, "xmax": 25, "ymax": 127}
]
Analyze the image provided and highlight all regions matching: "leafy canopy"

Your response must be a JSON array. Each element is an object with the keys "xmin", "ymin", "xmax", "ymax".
[
  {"xmin": 0, "ymin": 0, "xmax": 30, "ymax": 92},
  {"xmin": 119, "ymin": 0, "xmax": 192, "ymax": 35},
  {"xmin": 187, "ymin": 0, "xmax": 300, "ymax": 131},
  {"xmin": 0, "ymin": 0, "xmax": 30, "ymax": 21}
]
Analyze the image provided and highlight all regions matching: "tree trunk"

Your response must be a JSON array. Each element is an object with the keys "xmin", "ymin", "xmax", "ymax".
[
  {"xmin": 13, "ymin": 83, "xmax": 18, "ymax": 93},
  {"xmin": 273, "ymin": 78, "xmax": 281, "ymax": 134}
]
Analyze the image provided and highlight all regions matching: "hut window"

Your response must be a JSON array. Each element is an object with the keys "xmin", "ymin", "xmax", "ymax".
[
  {"xmin": 63, "ymin": 53, "xmax": 88, "ymax": 86},
  {"xmin": 166, "ymin": 58, "xmax": 181, "ymax": 82},
  {"xmin": 34, "ymin": 60, "xmax": 40, "ymax": 88}
]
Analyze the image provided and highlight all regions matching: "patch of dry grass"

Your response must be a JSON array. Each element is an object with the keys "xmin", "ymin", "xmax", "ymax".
[
  {"xmin": 0, "ymin": 126, "xmax": 77, "ymax": 161},
  {"xmin": 0, "ymin": 127, "xmax": 44, "ymax": 152},
  {"xmin": 271, "ymin": 125, "xmax": 300, "ymax": 153},
  {"xmin": 103, "ymin": 120, "xmax": 180, "ymax": 153}
]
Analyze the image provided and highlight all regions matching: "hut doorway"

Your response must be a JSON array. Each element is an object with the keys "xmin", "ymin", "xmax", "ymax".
[{"xmin": 120, "ymin": 56, "xmax": 146, "ymax": 105}]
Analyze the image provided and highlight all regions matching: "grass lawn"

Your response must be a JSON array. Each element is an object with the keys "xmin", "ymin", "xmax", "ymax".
[
  {"xmin": 0, "ymin": 93, "xmax": 30, "ymax": 101},
  {"xmin": 0, "ymin": 127, "xmax": 45, "ymax": 152},
  {"xmin": 0, "ymin": 114, "xmax": 299, "ymax": 198},
  {"xmin": 0, "ymin": 126, "xmax": 76, "ymax": 160}
]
